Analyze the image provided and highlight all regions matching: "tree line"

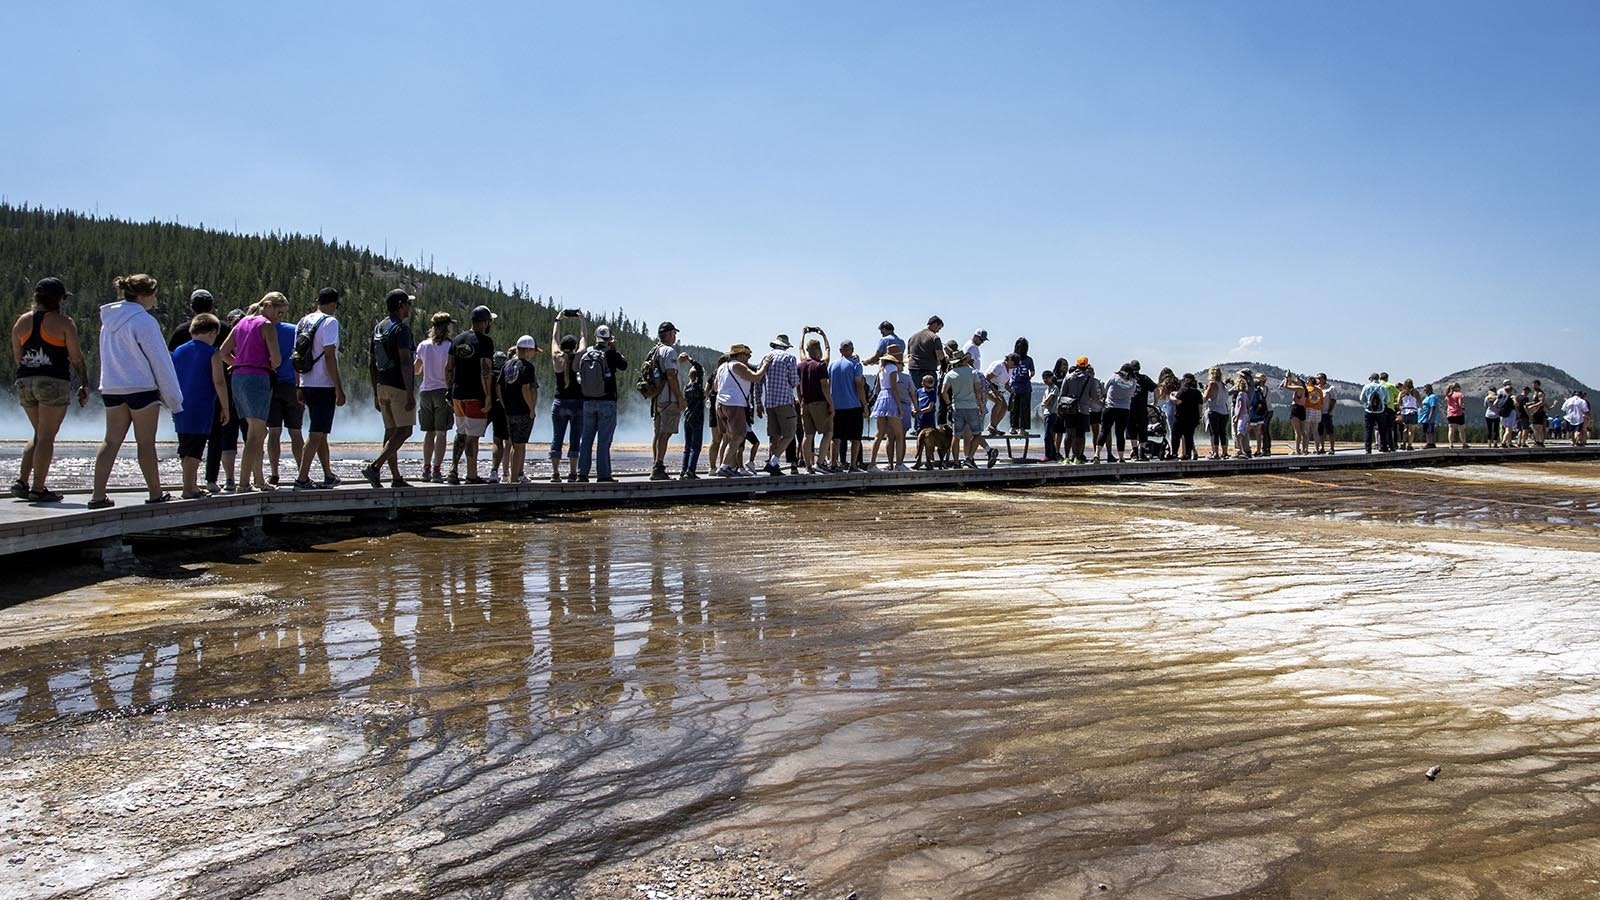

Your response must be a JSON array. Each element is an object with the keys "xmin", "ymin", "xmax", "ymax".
[{"xmin": 2, "ymin": 203, "xmax": 707, "ymax": 411}]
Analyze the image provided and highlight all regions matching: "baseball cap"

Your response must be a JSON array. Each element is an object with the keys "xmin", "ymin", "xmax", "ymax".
[
  {"xmin": 1076, "ymin": 356, "xmax": 1090, "ymax": 367},
  {"xmin": 658, "ymin": 321, "xmax": 677, "ymax": 336},
  {"xmin": 516, "ymin": 334, "xmax": 538, "ymax": 350},
  {"xmin": 595, "ymin": 325, "xmax": 613, "ymax": 341},
  {"xmin": 974, "ymin": 329, "xmax": 988, "ymax": 342},
  {"xmin": 316, "ymin": 287, "xmax": 341, "ymax": 305},
  {"xmin": 188, "ymin": 288, "xmax": 213, "ymax": 310},
  {"xmin": 34, "ymin": 277, "xmax": 70, "ymax": 301},
  {"xmin": 470, "ymin": 305, "xmax": 496, "ymax": 322}
]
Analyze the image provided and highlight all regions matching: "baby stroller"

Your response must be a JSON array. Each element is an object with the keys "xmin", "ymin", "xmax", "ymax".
[{"xmin": 1142, "ymin": 406, "xmax": 1169, "ymax": 460}]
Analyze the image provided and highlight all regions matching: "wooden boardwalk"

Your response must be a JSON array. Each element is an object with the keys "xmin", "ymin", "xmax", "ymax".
[{"xmin": 2, "ymin": 445, "xmax": 1596, "ymax": 559}]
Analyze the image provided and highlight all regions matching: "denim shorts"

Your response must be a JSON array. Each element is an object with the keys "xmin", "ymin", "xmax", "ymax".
[{"xmin": 231, "ymin": 372, "xmax": 273, "ymax": 421}]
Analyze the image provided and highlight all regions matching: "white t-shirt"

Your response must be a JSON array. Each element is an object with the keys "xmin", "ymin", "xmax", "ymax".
[
  {"xmin": 416, "ymin": 339, "xmax": 451, "ymax": 392},
  {"xmin": 986, "ymin": 360, "xmax": 1011, "ymax": 392},
  {"xmin": 296, "ymin": 313, "xmax": 340, "ymax": 389},
  {"xmin": 965, "ymin": 341, "xmax": 983, "ymax": 374},
  {"xmin": 1564, "ymin": 395, "xmax": 1589, "ymax": 425}
]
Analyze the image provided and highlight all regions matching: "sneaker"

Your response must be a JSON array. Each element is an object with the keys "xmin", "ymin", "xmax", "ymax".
[
  {"xmin": 763, "ymin": 462, "xmax": 783, "ymax": 477},
  {"xmin": 987, "ymin": 448, "xmax": 999, "ymax": 468},
  {"xmin": 487, "ymin": 472, "xmax": 501, "ymax": 484},
  {"xmin": 223, "ymin": 480, "xmax": 237, "ymax": 493},
  {"xmin": 573, "ymin": 475, "xmax": 590, "ymax": 483},
  {"xmin": 267, "ymin": 474, "xmax": 279, "ymax": 486},
  {"xmin": 894, "ymin": 463, "xmax": 910, "ymax": 472},
  {"xmin": 566, "ymin": 473, "xmax": 579, "ymax": 483},
  {"xmin": 322, "ymin": 472, "xmax": 342, "ymax": 488},
  {"xmin": 391, "ymin": 477, "xmax": 412, "ymax": 488},
  {"xmin": 682, "ymin": 471, "xmax": 700, "ymax": 480},
  {"xmin": 596, "ymin": 476, "xmax": 619, "ymax": 483},
  {"xmin": 359, "ymin": 464, "xmax": 382, "ymax": 488},
  {"xmin": 447, "ymin": 472, "xmax": 461, "ymax": 485},
  {"xmin": 806, "ymin": 465, "xmax": 818, "ymax": 474},
  {"xmin": 205, "ymin": 480, "xmax": 222, "ymax": 494},
  {"xmin": 514, "ymin": 475, "xmax": 532, "ymax": 485},
  {"xmin": 650, "ymin": 464, "xmax": 670, "ymax": 481},
  {"xmin": 292, "ymin": 478, "xmax": 318, "ymax": 491},
  {"xmin": 715, "ymin": 465, "xmax": 737, "ymax": 477},
  {"xmin": 465, "ymin": 476, "xmax": 488, "ymax": 484}
]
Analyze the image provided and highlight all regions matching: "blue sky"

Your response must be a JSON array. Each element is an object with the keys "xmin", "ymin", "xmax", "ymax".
[{"xmin": 5, "ymin": 1, "xmax": 1597, "ymax": 387}]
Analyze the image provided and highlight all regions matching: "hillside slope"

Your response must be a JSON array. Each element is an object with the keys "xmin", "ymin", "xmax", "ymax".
[{"xmin": 2, "ymin": 204, "xmax": 712, "ymax": 410}]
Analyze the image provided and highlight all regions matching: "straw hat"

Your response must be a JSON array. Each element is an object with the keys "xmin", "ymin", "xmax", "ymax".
[
  {"xmin": 881, "ymin": 343, "xmax": 905, "ymax": 362},
  {"xmin": 728, "ymin": 343, "xmax": 753, "ymax": 357}
]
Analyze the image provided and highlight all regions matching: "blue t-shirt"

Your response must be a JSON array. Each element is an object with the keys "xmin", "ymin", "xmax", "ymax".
[
  {"xmin": 915, "ymin": 387, "xmax": 937, "ymax": 429},
  {"xmin": 1009, "ymin": 355, "xmax": 1035, "ymax": 393},
  {"xmin": 829, "ymin": 357, "xmax": 864, "ymax": 410},
  {"xmin": 875, "ymin": 335, "xmax": 905, "ymax": 358},
  {"xmin": 171, "ymin": 340, "xmax": 218, "ymax": 434},
  {"xmin": 274, "ymin": 321, "xmax": 297, "ymax": 382}
]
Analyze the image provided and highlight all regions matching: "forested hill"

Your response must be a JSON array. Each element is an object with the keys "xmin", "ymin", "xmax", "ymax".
[{"xmin": 1, "ymin": 204, "xmax": 709, "ymax": 409}]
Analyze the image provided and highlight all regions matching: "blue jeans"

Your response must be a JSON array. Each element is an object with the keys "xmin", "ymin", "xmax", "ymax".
[
  {"xmin": 578, "ymin": 400, "xmax": 618, "ymax": 478},
  {"xmin": 549, "ymin": 398, "xmax": 582, "ymax": 459},
  {"xmin": 682, "ymin": 417, "xmax": 704, "ymax": 473}
]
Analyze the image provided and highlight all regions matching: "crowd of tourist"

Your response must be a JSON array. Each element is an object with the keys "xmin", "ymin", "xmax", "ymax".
[{"xmin": 8, "ymin": 275, "xmax": 1595, "ymax": 503}]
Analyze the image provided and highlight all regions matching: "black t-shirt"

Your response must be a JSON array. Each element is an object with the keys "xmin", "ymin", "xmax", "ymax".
[
  {"xmin": 1176, "ymin": 386, "xmax": 1204, "ymax": 422},
  {"xmin": 448, "ymin": 331, "xmax": 494, "ymax": 401},
  {"xmin": 906, "ymin": 329, "xmax": 942, "ymax": 371},
  {"xmin": 375, "ymin": 318, "xmax": 416, "ymax": 389},
  {"xmin": 500, "ymin": 357, "xmax": 538, "ymax": 416}
]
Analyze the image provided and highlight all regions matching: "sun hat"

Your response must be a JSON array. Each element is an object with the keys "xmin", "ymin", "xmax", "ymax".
[
  {"xmin": 728, "ymin": 343, "xmax": 752, "ymax": 356},
  {"xmin": 770, "ymin": 334, "xmax": 792, "ymax": 349},
  {"xmin": 880, "ymin": 343, "xmax": 904, "ymax": 361}
]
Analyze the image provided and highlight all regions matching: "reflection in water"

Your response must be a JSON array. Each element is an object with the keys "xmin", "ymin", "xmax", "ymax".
[{"xmin": 1, "ymin": 464, "xmax": 1599, "ymax": 898}]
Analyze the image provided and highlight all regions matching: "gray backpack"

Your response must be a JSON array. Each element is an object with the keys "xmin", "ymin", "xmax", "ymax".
[{"xmin": 577, "ymin": 346, "xmax": 610, "ymax": 398}]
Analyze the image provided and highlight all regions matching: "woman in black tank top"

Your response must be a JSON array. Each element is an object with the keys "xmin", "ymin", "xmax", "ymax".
[{"xmin": 9, "ymin": 277, "xmax": 88, "ymax": 504}]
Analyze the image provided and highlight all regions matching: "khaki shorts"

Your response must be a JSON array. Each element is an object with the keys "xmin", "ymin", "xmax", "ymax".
[
  {"xmin": 766, "ymin": 404, "xmax": 799, "ymax": 444},
  {"xmin": 15, "ymin": 376, "xmax": 71, "ymax": 408},
  {"xmin": 377, "ymin": 384, "xmax": 415, "ymax": 429},
  {"xmin": 418, "ymin": 389, "xmax": 452, "ymax": 432},
  {"xmin": 803, "ymin": 400, "xmax": 832, "ymax": 435},
  {"xmin": 654, "ymin": 400, "xmax": 682, "ymax": 436}
]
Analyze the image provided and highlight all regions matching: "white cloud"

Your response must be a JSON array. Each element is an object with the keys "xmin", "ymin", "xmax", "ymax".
[{"xmin": 1227, "ymin": 335, "xmax": 1264, "ymax": 359}]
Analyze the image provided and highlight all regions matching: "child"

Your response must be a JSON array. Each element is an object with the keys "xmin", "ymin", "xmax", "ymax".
[
  {"xmin": 681, "ymin": 358, "xmax": 705, "ymax": 477},
  {"xmin": 912, "ymin": 374, "xmax": 938, "ymax": 468},
  {"xmin": 170, "ymin": 313, "xmax": 229, "ymax": 499}
]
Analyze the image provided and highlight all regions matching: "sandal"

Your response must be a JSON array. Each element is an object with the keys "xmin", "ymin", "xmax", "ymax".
[
  {"xmin": 27, "ymin": 489, "xmax": 64, "ymax": 504},
  {"xmin": 87, "ymin": 497, "xmax": 115, "ymax": 510},
  {"xmin": 9, "ymin": 479, "xmax": 29, "ymax": 499},
  {"xmin": 180, "ymin": 490, "xmax": 209, "ymax": 500},
  {"xmin": 145, "ymin": 492, "xmax": 173, "ymax": 504}
]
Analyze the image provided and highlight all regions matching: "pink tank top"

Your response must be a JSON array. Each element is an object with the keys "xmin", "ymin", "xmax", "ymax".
[{"xmin": 231, "ymin": 315, "xmax": 272, "ymax": 374}]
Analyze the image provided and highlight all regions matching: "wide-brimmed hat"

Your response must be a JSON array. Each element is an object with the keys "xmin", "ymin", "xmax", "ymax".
[
  {"xmin": 949, "ymin": 350, "xmax": 972, "ymax": 366},
  {"xmin": 770, "ymin": 334, "xmax": 792, "ymax": 349},
  {"xmin": 728, "ymin": 343, "xmax": 752, "ymax": 356},
  {"xmin": 880, "ymin": 343, "xmax": 904, "ymax": 361}
]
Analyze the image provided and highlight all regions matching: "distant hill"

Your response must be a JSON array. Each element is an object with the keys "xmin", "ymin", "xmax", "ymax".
[
  {"xmin": 1, "ymin": 203, "xmax": 715, "ymax": 408},
  {"xmin": 1431, "ymin": 362, "xmax": 1592, "ymax": 404},
  {"xmin": 1211, "ymin": 361, "xmax": 1365, "ymax": 409},
  {"xmin": 1209, "ymin": 360, "xmax": 1592, "ymax": 416}
]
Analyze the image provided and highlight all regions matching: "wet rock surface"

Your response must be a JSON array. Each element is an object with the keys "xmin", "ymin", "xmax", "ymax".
[{"xmin": 2, "ymin": 462, "xmax": 1599, "ymax": 898}]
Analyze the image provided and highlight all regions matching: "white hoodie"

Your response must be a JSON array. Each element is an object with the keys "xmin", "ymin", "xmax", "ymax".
[{"xmin": 98, "ymin": 301, "xmax": 184, "ymax": 414}]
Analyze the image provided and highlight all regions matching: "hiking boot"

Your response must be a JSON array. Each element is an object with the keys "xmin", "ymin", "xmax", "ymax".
[{"xmin": 650, "ymin": 464, "xmax": 670, "ymax": 481}]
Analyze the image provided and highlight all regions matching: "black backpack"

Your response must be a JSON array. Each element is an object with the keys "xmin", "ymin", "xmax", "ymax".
[
  {"xmin": 1495, "ymin": 392, "xmax": 1516, "ymax": 417},
  {"xmin": 290, "ymin": 313, "xmax": 327, "ymax": 374},
  {"xmin": 1366, "ymin": 387, "xmax": 1385, "ymax": 413},
  {"xmin": 371, "ymin": 318, "xmax": 401, "ymax": 376}
]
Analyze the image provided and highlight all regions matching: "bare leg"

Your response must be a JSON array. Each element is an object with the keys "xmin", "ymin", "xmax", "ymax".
[
  {"xmin": 92, "ymin": 405, "xmax": 134, "ymax": 504},
  {"xmin": 26, "ymin": 403, "xmax": 68, "ymax": 492},
  {"xmin": 131, "ymin": 404, "xmax": 164, "ymax": 499}
]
